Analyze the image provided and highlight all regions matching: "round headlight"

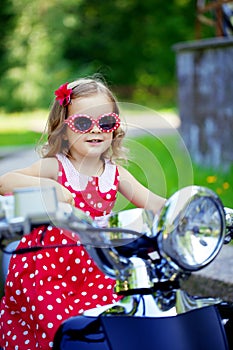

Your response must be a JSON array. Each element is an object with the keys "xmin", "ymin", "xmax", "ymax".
[{"xmin": 155, "ymin": 186, "xmax": 226, "ymax": 271}]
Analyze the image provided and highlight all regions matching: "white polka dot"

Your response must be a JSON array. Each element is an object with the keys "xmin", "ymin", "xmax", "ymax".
[
  {"xmin": 39, "ymin": 314, "xmax": 44, "ymax": 320},
  {"xmin": 64, "ymin": 181, "xmax": 69, "ymax": 187},
  {"xmin": 57, "ymin": 315, "xmax": 62, "ymax": 320},
  {"xmin": 92, "ymin": 294, "xmax": 98, "ymax": 299},
  {"xmin": 106, "ymin": 194, "xmax": 111, "ymax": 199},
  {"xmin": 15, "ymin": 290, "xmax": 21, "ymax": 295},
  {"xmin": 98, "ymin": 284, "xmax": 104, "ymax": 289},
  {"xmin": 75, "ymin": 258, "xmax": 80, "ymax": 264},
  {"xmin": 97, "ymin": 203, "xmax": 102, "ymax": 208},
  {"xmin": 59, "ymin": 257, "xmax": 64, "ymax": 263},
  {"xmin": 47, "ymin": 305, "xmax": 53, "ymax": 310},
  {"xmin": 42, "ymin": 332, "xmax": 47, "ymax": 339},
  {"xmin": 62, "ymin": 239, "xmax": 67, "ymax": 245},
  {"xmin": 79, "ymin": 202, "xmax": 85, "ymax": 208},
  {"xmin": 48, "ymin": 322, "xmax": 53, "ymax": 329},
  {"xmin": 81, "ymin": 291, "xmax": 87, "ymax": 296},
  {"xmin": 87, "ymin": 193, "xmax": 92, "ymax": 199},
  {"xmin": 37, "ymin": 254, "xmax": 43, "ymax": 259},
  {"xmin": 56, "ymin": 298, "xmax": 62, "ymax": 303},
  {"xmin": 50, "ymin": 236, "xmax": 55, "ymax": 242},
  {"xmin": 38, "ymin": 296, "xmax": 44, "ymax": 301}
]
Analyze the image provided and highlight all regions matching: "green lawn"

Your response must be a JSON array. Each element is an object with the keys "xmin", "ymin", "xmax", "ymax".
[
  {"xmin": 115, "ymin": 134, "xmax": 233, "ymax": 211},
  {"xmin": 0, "ymin": 131, "xmax": 41, "ymax": 148}
]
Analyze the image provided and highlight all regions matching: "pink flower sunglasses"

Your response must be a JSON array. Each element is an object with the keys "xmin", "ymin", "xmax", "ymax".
[{"xmin": 64, "ymin": 112, "xmax": 121, "ymax": 134}]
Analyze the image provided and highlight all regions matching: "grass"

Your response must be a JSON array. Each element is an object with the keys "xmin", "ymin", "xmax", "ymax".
[
  {"xmin": 0, "ymin": 131, "xmax": 41, "ymax": 148},
  {"xmin": 114, "ymin": 134, "xmax": 233, "ymax": 211}
]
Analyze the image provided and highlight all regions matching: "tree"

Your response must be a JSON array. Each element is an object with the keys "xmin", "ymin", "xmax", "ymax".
[{"xmin": 0, "ymin": 0, "xmax": 196, "ymax": 111}]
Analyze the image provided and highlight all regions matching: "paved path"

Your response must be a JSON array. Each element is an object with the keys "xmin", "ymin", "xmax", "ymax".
[{"xmin": 0, "ymin": 113, "xmax": 233, "ymax": 290}]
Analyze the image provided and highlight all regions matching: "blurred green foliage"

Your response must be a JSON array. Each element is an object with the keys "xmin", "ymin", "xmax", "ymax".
[{"xmin": 0, "ymin": 0, "xmax": 203, "ymax": 112}]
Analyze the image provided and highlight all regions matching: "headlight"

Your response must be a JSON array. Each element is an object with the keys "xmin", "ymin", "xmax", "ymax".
[{"xmin": 155, "ymin": 186, "xmax": 226, "ymax": 271}]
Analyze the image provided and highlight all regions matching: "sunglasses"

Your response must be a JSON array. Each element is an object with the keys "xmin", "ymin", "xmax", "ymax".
[{"xmin": 64, "ymin": 113, "xmax": 121, "ymax": 133}]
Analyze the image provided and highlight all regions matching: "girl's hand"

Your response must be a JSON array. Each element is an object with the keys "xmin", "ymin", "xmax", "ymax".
[{"xmin": 56, "ymin": 184, "xmax": 75, "ymax": 206}]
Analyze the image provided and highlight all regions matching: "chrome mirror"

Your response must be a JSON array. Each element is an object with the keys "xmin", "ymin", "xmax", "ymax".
[{"xmin": 155, "ymin": 186, "xmax": 226, "ymax": 271}]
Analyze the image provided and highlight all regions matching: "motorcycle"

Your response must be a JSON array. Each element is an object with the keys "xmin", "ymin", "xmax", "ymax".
[{"xmin": 0, "ymin": 185, "xmax": 233, "ymax": 350}]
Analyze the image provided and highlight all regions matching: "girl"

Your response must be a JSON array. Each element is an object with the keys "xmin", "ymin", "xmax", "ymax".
[{"xmin": 0, "ymin": 77, "xmax": 166, "ymax": 349}]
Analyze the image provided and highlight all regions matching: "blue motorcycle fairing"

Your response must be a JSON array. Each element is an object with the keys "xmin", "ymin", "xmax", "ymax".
[{"xmin": 53, "ymin": 305, "xmax": 229, "ymax": 350}]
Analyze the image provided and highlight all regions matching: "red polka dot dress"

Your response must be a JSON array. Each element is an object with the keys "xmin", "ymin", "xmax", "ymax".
[{"xmin": 0, "ymin": 155, "xmax": 121, "ymax": 349}]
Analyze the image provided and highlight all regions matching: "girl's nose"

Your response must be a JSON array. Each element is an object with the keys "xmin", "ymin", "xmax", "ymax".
[{"xmin": 90, "ymin": 124, "xmax": 101, "ymax": 133}]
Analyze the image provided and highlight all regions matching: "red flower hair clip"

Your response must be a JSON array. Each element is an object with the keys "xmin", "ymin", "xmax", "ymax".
[{"xmin": 54, "ymin": 82, "xmax": 73, "ymax": 106}]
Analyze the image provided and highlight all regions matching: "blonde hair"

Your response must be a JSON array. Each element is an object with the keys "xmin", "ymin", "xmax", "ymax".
[{"xmin": 38, "ymin": 77, "xmax": 128, "ymax": 163}]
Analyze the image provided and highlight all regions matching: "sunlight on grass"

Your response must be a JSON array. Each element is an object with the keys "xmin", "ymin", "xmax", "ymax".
[{"xmin": 0, "ymin": 110, "xmax": 47, "ymax": 132}]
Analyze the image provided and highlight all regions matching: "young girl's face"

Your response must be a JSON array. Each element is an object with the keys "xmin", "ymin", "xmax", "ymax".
[{"xmin": 65, "ymin": 93, "xmax": 115, "ymax": 160}]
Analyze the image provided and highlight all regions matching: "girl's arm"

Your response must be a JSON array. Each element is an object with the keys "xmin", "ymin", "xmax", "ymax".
[
  {"xmin": 118, "ymin": 165, "xmax": 166, "ymax": 215},
  {"xmin": 0, "ymin": 157, "xmax": 74, "ymax": 205}
]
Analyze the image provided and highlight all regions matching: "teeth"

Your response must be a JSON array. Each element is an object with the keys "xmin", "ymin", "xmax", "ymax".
[{"xmin": 87, "ymin": 139, "xmax": 102, "ymax": 142}]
